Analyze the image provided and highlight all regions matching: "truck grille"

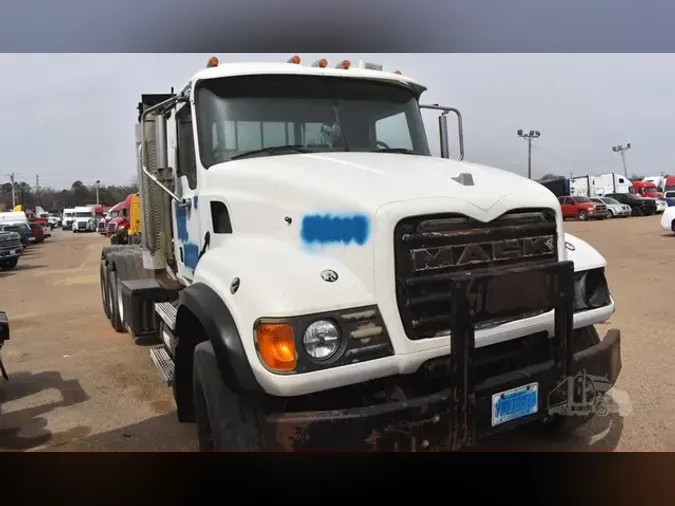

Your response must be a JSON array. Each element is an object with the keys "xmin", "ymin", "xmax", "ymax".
[
  {"xmin": 107, "ymin": 222, "xmax": 116, "ymax": 234},
  {"xmin": 394, "ymin": 208, "xmax": 559, "ymax": 340},
  {"xmin": 78, "ymin": 221, "xmax": 86, "ymax": 230},
  {"xmin": 0, "ymin": 237, "xmax": 21, "ymax": 253},
  {"xmin": 594, "ymin": 204, "xmax": 607, "ymax": 212}
]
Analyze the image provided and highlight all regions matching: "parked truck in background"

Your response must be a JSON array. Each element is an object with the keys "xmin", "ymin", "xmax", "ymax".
[
  {"xmin": 569, "ymin": 173, "xmax": 633, "ymax": 197},
  {"xmin": 106, "ymin": 193, "xmax": 142, "ymax": 245},
  {"xmin": 99, "ymin": 55, "xmax": 622, "ymax": 451},
  {"xmin": 632, "ymin": 180, "xmax": 662, "ymax": 198},
  {"xmin": 72, "ymin": 207, "xmax": 98, "ymax": 233},
  {"xmin": 102, "ymin": 202, "xmax": 123, "ymax": 235},
  {"xmin": 62, "ymin": 208, "xmax": 75, "ymax": 230}
]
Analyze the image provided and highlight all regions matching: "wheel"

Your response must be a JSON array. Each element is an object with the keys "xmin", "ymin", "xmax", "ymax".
[
  {"xmin": 100, "ymin": 260, "xmax": 111, "ymax": 320},
  {"xmin": 0, "ymin": 258, "xmax": 18, "ymax": 270},
  {"xmin": 595, "ymin": 397, "xmax": 609, "ymax": 417},
  {"xmin": 107, "ymin": 270, "xmax": 126, "ymax": 333},
  {"xmin": 193, "ymin": 341, "xmax": 264, "ymax": 451},
  {"xmin": 524, "ymin": 326, "xmax": 601, "ymax": 437},
  {"xmin": 607, "ymin": 209, "xmax": 614, "ymax": 218},
  {"xmin": 577, "ymin": 210, "xmax": 588, "ymax": 221}
]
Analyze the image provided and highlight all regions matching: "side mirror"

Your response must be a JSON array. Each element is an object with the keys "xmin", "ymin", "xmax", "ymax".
[{"xmin": 420, "ymin": 104, "xmax": 464, "ymax": 160}]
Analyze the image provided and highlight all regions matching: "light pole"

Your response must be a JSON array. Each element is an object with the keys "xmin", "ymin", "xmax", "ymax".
[
  {"xmin": 611, "ymin": 143, "xmax": 631, "ymax": 178},
  {"xmin": 95, "ymin": 180, "xmax": 100, "ymax": 205},
  {"xmin": 517, "ymin": 129, "xmax": 541, "ymax": 179}
]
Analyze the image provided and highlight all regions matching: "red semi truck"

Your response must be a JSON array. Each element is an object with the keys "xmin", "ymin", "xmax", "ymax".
[
  {"xmin": 632, "ymin": 180, "xmax": 662, "ymax": 198},
  {"xmin": 104, "ymin": 194, "xmax": 136, "ymax": 239}
]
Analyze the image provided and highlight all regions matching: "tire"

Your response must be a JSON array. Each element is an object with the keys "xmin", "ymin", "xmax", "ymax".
[
  {"xmin": 607, "ymin": 209, "xmax": 614, "ymax": 218},
  {"xmin": 192, "ymin": 341, "xmax": 264, "ymax": 451},
  {"xmin": 525, "ymin": 326, "xmax": 601, "ymax": 437},
  {"xmin": 577, "ymin": 210, "xmax": 588, "ymax": 221},
  {"xmin": 100, "ymin": 260, "xmax": 111, "ymax": 320},
  {"xmin": 0, "ymin": 258, "xmax": 18, "ymax": 270},
  {"xmin": 108, "ymin": 270, "xmax": 126, "ymax": 333}
]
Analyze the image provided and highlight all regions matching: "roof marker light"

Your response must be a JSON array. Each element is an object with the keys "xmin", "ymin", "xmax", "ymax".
[
  {"xmin": 393, "ymin": 70, "xmax": 402, "ymax": 75},
  {"xmin": 207, "ymin": 56, "xmax": 219, "ymax": 68},
  {"xmin": 287, "ymin": 55, "xmax": 301, "ymax": 64},
  {"xmin": 336, "ymin": 59, "xmax": 351, "ymax": 69},
  {"xmin": 312, "ymin": 59, "xmax": 328, "ymax": 68}
]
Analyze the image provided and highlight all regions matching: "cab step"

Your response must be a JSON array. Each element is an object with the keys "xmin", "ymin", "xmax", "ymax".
[
  {"xmin": 150, "ymin": 346, "xmax": 175, "ymax": 386},
  {"xmin": 154, "ymin": 301, "xmax": 177, "ymax": 331}
]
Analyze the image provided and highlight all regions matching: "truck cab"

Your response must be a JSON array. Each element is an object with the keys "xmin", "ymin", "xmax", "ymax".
[
  {"xmin": 632, "ymin": 180, "xmax": 662, "ymax": 198},
  {"xmin": 100, "ymin": 55, "xmax": 622, "ymax": 451},
  {"xmin": 62, "ymin": 208, "xmax": 76, "ymax": 230},
  {"xmin": 72, "ymin": 207, "xmax": 97, "ymax": 232}
]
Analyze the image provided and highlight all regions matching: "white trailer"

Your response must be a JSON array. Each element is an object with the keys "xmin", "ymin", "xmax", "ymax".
[
  {"xmin": 570, "ymin": 173, "xmax": 632, "ymax": 197},
  {"xmin": 99, "ymin": 55, "xmax": 622, "ymax": 451}
]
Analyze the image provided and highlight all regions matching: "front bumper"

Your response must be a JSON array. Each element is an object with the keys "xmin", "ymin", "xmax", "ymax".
[{"xmin": 268, "ymin": 261, "xmax": 623, "ymax": 451}]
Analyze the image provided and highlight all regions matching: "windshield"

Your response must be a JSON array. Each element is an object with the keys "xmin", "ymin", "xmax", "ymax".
[
  {"xmin": 575, "ymin": 196, "xmax": 592, "ymax": 203},
  {"xmin": 664, "ymin": 191, "xmax": 675, "ymax": 199},
  {"xmin": 75, "ymin": 212, "xmax": 93, "ymax": 218},
  {"xmin": 64, "ymin": 212, "xmax": 73, "ymax": 218},
  {"xmin": 665, "ymin": 186, "xmax": 675, "ymax": 193},
  {"xmin": 600, "ymin": 198, "xmax": 620, "ymax": 205},
  {"xmin": 195, "ymin": 75, "xmax": 430, "ymax": 166}
]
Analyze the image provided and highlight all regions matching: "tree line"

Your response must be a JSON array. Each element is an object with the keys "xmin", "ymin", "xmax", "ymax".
[{"xmin": 0, "ymin": 179, "xmax": 139, "ymax": 213}]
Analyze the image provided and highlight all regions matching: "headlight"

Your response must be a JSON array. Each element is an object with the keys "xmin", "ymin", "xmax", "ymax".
[{"xmin": 302, "ymin": 320, "xmax": 341, "ymax": 360}]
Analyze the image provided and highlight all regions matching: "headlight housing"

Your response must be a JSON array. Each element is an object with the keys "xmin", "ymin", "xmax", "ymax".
[
  {"xmin": 573, "ymin": 268, "xmax": 612, "ymax": 311},
  {"xmin": 302, "ymin": 320, "xmax": 341, "ymax": 360}
]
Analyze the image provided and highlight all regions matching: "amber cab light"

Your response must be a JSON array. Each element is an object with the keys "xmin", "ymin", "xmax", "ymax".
[
  {"xmin": 312, "ymin": 58, "xmax": 328, "ymax": 68},
  {"xmin": 336, "ymin": 59, "xmax": 351, "ymax": 69},
  {"xmin": 255, "ymin": 322, "xmax": 297, "ymax": 372},
  {"xmin": 287, "ymin": 55, "xmax": 301, "ymax": 64},
  {"xmin": 207, "ymin": 56, "xmax": 219, "ymax": 68}
]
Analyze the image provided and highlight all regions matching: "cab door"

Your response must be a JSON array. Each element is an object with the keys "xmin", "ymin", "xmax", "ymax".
[{"xmin": 169, "ymin": 102, "xmax": 201, "ymax": 282}]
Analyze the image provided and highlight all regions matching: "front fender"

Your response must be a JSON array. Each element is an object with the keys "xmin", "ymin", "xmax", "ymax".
[
  {"xmin": 564, "ymin": 232, "xmax": 606, "ymax": 271},
  {"xmin": 193, "ymin": 236, "xmax": 373, "ymax": 344}
]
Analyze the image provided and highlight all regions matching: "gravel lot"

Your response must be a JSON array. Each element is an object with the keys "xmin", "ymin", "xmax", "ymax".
[{"xmin": 0, "ymin": 216, "xmax": 672, "ymax": 451}]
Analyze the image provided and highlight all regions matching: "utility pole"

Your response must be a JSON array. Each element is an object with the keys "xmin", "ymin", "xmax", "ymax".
[
  {"xmin": 517, "ymin": 129, "xmax": 541, "ymax": 179},
  {"xmin": 9, "ymin": 173, "xmax": 15, "ymax": 208},
  {"xmin": 95, "ymin": 180, "xmax": 100, "ymax": 205},
  {"xmin": 612, "ymin": 143, "xmax": 631, "ymax": 178},
  {"xmin": 35, "ymin": 174, "xmax": 40, "ymax": 207}
]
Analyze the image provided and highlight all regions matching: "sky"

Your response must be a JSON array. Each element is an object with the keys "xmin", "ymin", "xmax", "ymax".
[{"xmin": 1, "ymin": 53, "xmax": 673, "ymax": 190}]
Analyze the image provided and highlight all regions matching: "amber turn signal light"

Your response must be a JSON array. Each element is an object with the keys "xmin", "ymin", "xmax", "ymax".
[{"xmin": 255, "ymin": 322, "xmax": 296, "ymax": 372}]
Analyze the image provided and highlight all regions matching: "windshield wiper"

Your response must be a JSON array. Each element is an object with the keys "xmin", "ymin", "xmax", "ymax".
[
  {"xmin": 372, "ymin": 147, "xmax": 417, "ymax": 154},
  {"xmin": 229, "ymin": 145, "xmax": 311, "ymax": 161}
]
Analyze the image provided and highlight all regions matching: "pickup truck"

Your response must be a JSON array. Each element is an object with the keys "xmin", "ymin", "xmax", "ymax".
[
  {"xmin": 0, "ymin": 230, "xmax": 22, "ymax": 270},
  {"xmin": 557, "ymin": 195, "xmax": 609, "ymax": 220}
]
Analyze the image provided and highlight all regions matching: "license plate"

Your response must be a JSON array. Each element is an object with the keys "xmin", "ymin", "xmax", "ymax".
[
  {"xmin": 8, "ymin": 249, "xmax": 16, "ymax": 255},
  {"xmin": 491, "ymin": 382, "xmax": 539, "ymax": 426}
]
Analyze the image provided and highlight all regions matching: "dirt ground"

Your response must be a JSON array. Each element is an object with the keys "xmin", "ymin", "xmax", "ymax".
[{"xmin": 0, "ymin": 215, "xmax": 672, "ymax": 451}]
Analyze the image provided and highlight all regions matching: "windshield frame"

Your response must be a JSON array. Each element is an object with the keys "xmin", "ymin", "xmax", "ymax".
[{"xmin": 193, "ymin": 74, "xmax": 431, "ymax": 168}]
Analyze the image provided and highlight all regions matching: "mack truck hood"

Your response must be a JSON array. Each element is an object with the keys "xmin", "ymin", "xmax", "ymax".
[
  {"xmin": 207, "ymin": 152, "xmax": 556, "ymax": 215},
  {"xmin": 199, "ymin": 153, "xmax": 563, "ymax": 295}
]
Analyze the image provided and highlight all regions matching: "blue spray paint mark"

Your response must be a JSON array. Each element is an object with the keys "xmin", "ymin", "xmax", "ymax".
[
  {"xmin": 183, "ymin": 243, "xmax": 200, "ymax": 270},
  {"xmin": 193, "ymin": 195, "xmax": 198, "ymax": 210},
  {"xmin": 175, "ymin": 202, "xmax": 189, "ymax": 242},
  {"xmin": 300, "ymin": 214, "xmax": 370, "ymax": 246}
]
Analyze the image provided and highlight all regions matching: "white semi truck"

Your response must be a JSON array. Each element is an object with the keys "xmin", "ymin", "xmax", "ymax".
[{"xmin": 99, "ymin": 55, "xmax": 622, "ymax": 451}]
